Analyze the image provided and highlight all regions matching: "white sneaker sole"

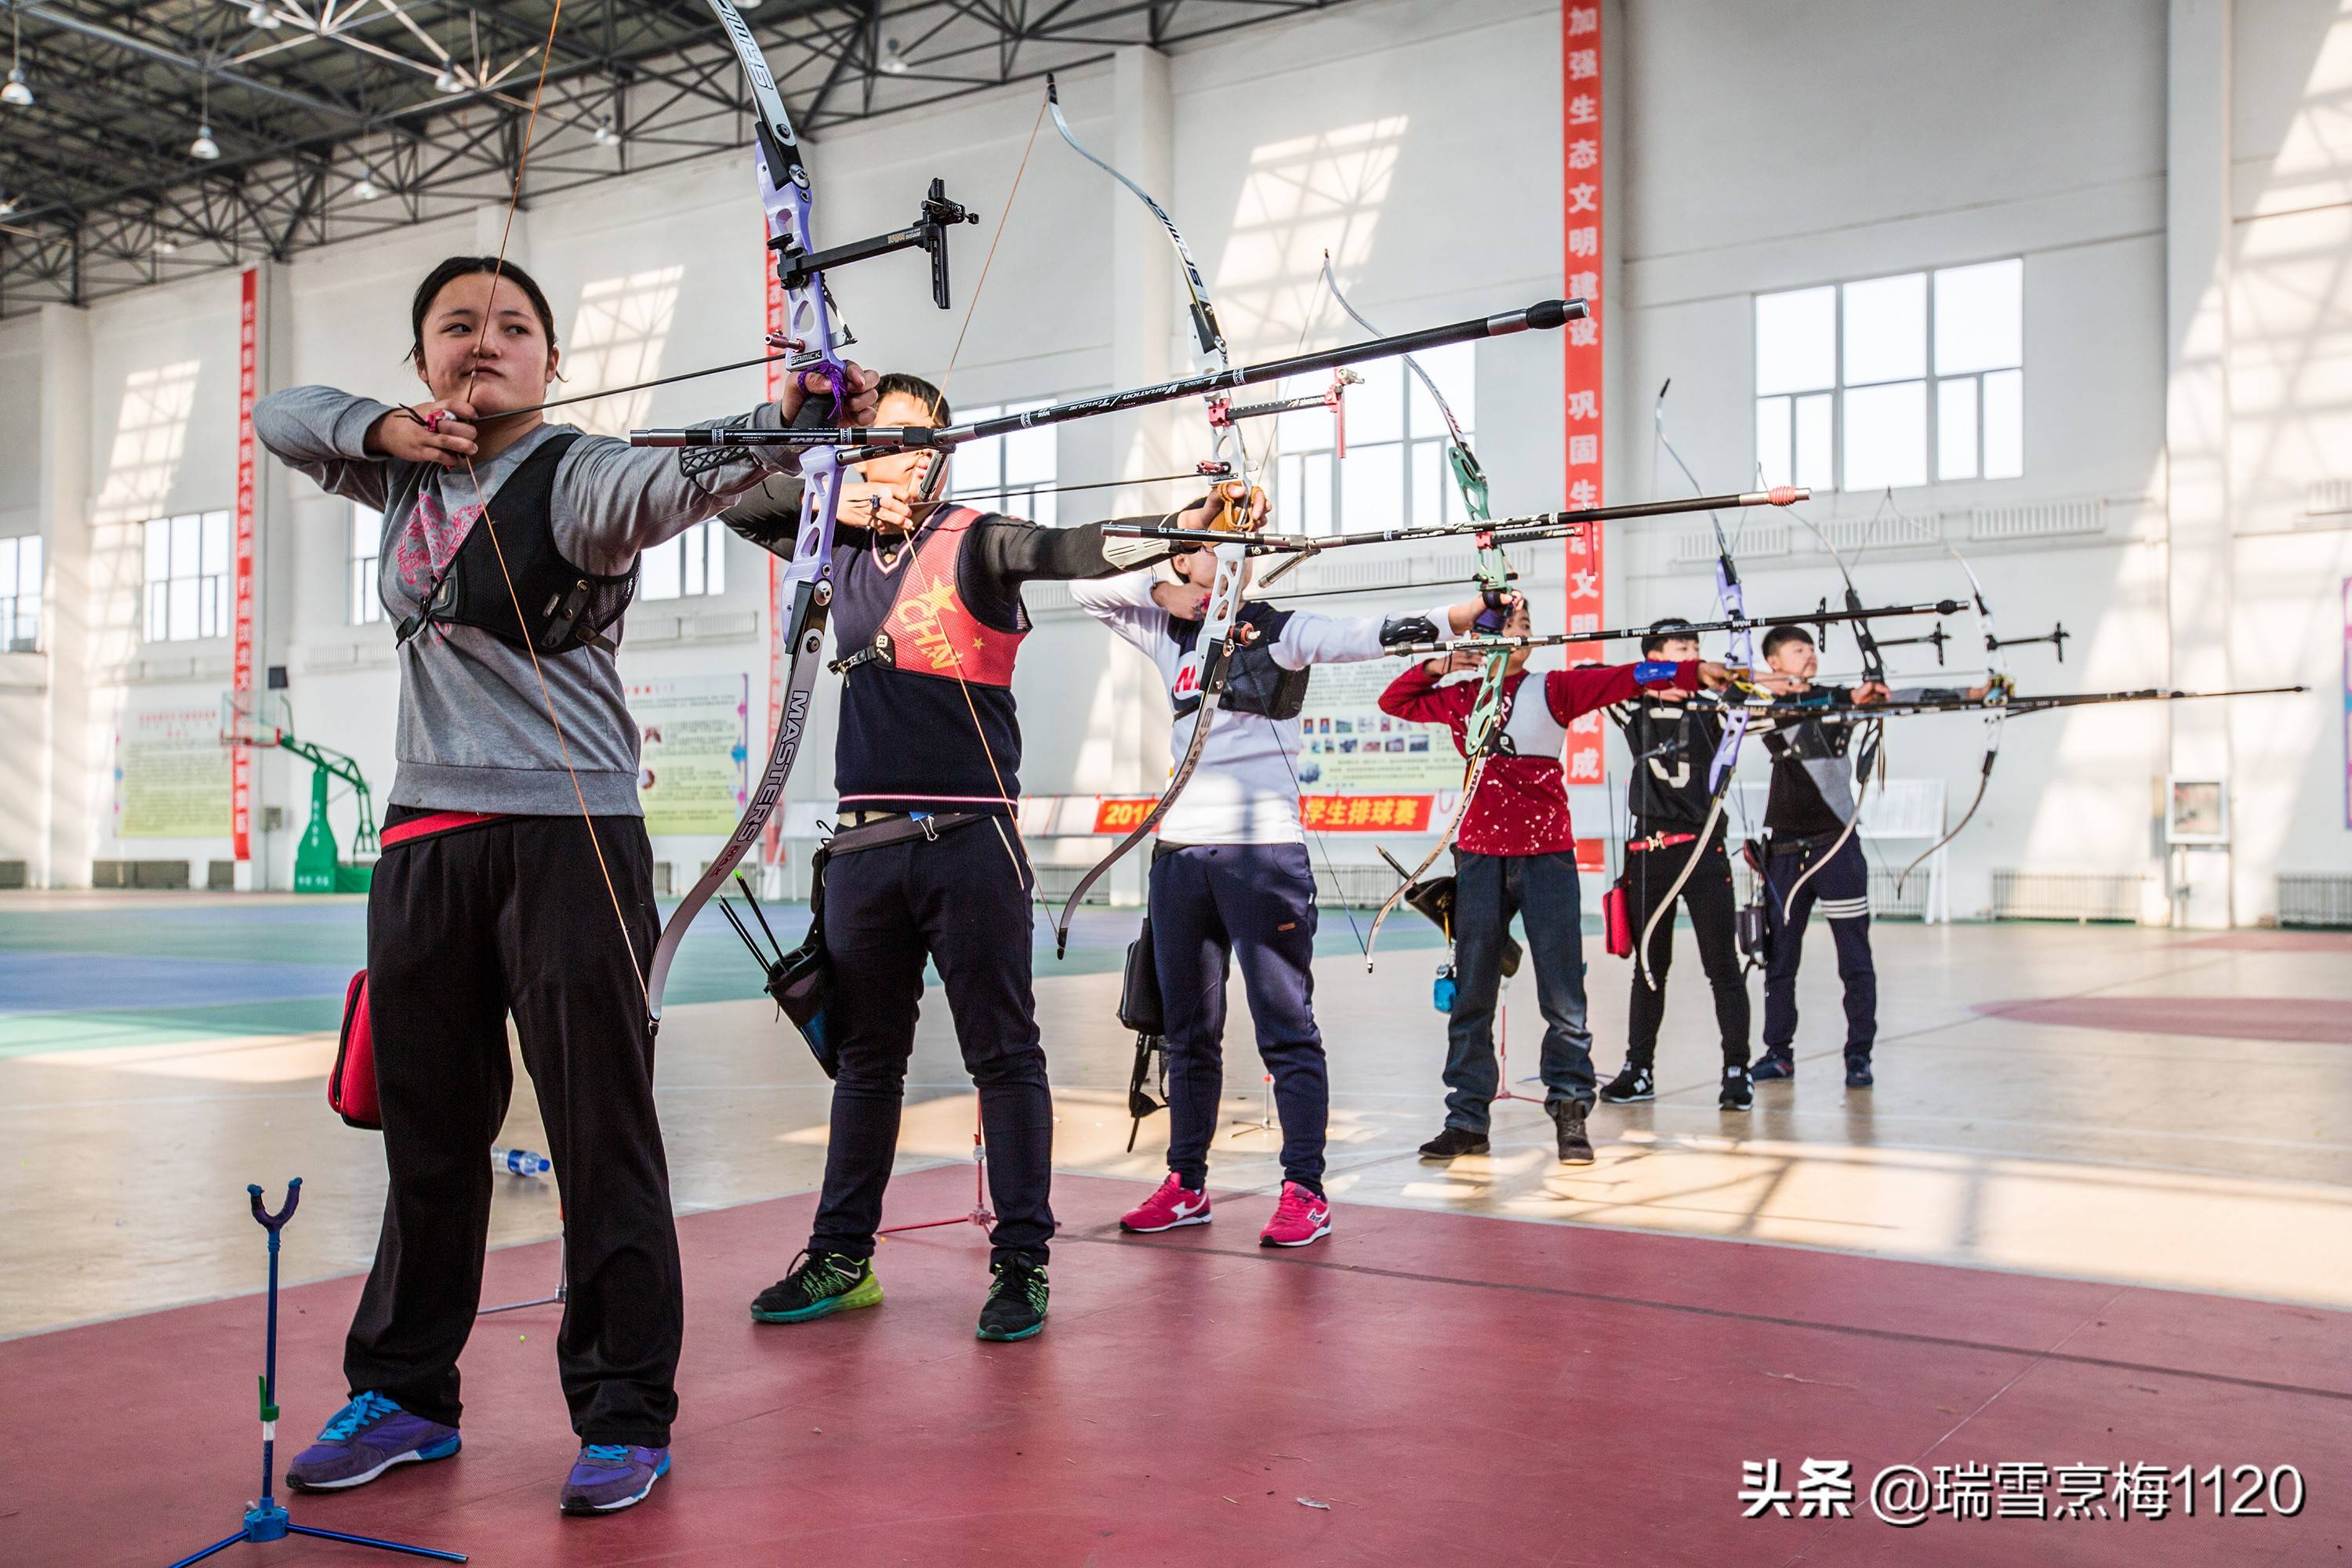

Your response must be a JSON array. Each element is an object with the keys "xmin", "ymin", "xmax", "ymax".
[
  {"xmin": 288, "ymin": 1443, "xmax": 451, "ymax": 1492},
  {"xmin": 564, "ymin": 1465, "xmax": 666, "ymax": 1514},
  {"xmin": 1261, "ymin": 1219, "xmax": 1332, "ymax": 1247},
  {"xmin": 1120, "ymin": 1210, "xmax": 1212, "ymax": 1233}
]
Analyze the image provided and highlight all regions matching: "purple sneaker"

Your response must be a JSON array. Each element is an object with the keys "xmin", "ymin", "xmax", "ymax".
[
  {"xmin": 285, "ymin": 1392, "xmax": 461, "ymax": 1491},
  {"xmin": 559, "ymin": 1444, "xmax": 671, "ymax": 1515}
]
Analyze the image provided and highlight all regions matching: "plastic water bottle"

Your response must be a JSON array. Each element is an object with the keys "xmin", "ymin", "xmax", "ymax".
[
  {"xmin": 492, "ymin": 1148, "xmax": 551, "ymax": 1178},
  {"xmin": 1432, "ymin": 962, "xmax": 1457, "ymax": 1014}
]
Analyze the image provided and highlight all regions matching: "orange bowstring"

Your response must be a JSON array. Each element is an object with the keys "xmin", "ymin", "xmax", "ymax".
[
  {"xmin": 869, "ymin": 96, "xmax": 1047, "ymax": 899},
  {"xmin": 446, "ymin": 0, "xmax": 649, "ymax": 1007}
]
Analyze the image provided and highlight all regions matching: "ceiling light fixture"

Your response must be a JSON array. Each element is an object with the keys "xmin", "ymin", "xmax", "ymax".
[
  {"xmin": 246, "ymin": 3, "xmax": 281, "ymax": 29},
  {"xmin": 3, "ymin": 16, "xmax": 32, "ymax": 107},
  {"xmin": 879, "ymin": 38, "xmax": 909, "ymax": 75},
  {"xmin": 592, "ymin": 117, "xmax": 619, "ymax": 147},
  {"xmin": 434, "ymin": 65, "xmax": 462, "ymax": 93},
  {"xmin": 353, "ymin": 170, "xmax": 380, "ymax": 201},
  {"xmin": 189, "ymin": 79, "xmax": 219, "ymax": 160}
]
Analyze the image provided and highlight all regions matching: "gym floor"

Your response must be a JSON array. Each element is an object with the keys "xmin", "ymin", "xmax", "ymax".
[{"xmin": 2, "ymin": 894, "xmax": 2347, "ymax": 1563}]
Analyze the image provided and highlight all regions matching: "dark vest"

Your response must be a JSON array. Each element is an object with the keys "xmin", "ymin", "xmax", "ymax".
[
  {"xmin": 1617, "ymin": 695, "xmax": 1724, "ymax": 830},
  {"xmin": 1171, "ymin": 600, "xmax": 1308, "ymax": 721},
  {"xmin": 394, "ymin": 432, "xmax": 636, "ymax": 655},
  {"xmin": 829, "ymin": 506, "xmax": 1032, "ymax": 812}
]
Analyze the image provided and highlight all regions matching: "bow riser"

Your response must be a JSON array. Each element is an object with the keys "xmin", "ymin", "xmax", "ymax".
[{"xmin": 646, "ymin": 1, "xmax": 858, "ymax": 1021}]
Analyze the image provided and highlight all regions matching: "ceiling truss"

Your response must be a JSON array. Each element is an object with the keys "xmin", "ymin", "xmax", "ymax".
[{"xmin": 0, "ymin": 0, "xmax": 1342, "ymax": 320}]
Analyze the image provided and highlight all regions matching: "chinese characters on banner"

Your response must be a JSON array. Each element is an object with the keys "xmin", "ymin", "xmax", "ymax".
[
  {"xmin": 763, "ymin": 239, "xmax": 789, "ymax": 866},
  {"xmin": 1561, "ymin": 3, "xmax": 1605, "ymax": 795},
  {"xmin": 231, "ymin": 267, "xmax": 260, "ymax": 862}
]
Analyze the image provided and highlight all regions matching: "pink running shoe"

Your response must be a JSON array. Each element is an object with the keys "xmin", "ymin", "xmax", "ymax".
[
  {"xmin": 1120, "ymin": 1173, "xmax": 1213, "ymax": 1233},
  {"xmin": 1258, "ymin": 1182, "xmax": 1332, "ymax": 1247}
]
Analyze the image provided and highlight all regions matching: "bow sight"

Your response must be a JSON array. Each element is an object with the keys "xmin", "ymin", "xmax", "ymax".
[{"xmin": 775, "ymin": 176, "xmax": 978, "ymax": 315}]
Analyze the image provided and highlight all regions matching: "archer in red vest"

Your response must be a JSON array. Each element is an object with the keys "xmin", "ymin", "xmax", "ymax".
[{"xmin": 724, "ymin": 373, "xmax": 1257, "ymax": 1343}]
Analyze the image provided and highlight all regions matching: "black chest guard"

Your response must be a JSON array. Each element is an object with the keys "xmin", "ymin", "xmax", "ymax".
[
  {"xmin": 394, "ymin": 432, "xmax": 637, "ymax": 655},
  {"xmin": 1172, "ymin": 601, "xmax": 1310, "ymax": 721}
]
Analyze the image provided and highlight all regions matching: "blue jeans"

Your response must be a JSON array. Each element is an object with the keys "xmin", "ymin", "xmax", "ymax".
[
  {"xmin": 1445, "ymin": 850, "xmax": 1595, "ymax": 1132},
  {"xmin": 1151, "ymin": 843, "xmax": 1328, "ymax": 1193}
]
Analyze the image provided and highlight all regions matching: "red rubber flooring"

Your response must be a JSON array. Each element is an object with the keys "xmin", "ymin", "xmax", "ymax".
[
  {"xmin": 1973, "ymin": 996, "xmax": 2352, "ymax": 1044},
  {"xmin": 6, "ymin": 1167, "xmax": 2344, "ymax": 1566}
]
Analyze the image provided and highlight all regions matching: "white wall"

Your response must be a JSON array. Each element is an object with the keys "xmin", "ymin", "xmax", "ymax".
[{"xmin": 2, "ymin": 0, "xmax": 2346, "ymax": 917}]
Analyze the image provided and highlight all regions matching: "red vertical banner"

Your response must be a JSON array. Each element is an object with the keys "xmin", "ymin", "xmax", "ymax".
[
  {"xmin": 761, "ymin": 238, "xmax": 790, "ymax": 867},
  {"xmin": 1559, "ymin": 2, "xmax": 1606, "ymax": 789},
  {"xmin": 231, "ymin": 267, "xmax": 260, "ymax": 862}
]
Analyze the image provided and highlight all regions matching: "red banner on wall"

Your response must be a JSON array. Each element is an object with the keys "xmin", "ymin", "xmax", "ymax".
[
  {"xmin": 231, "ymin": 267, "xmax": 260, "ymax": 862},
  {"xmin": 762, "ymin": 236, "xmax": 789, "ymax": 866},
  {"xmin": 1560, "ymin": 2, "xmax": 1606, "ymax": 790},
  {"xmin": 1301, "ymin": 794, "xmax": 1436, "ymax": 833}
]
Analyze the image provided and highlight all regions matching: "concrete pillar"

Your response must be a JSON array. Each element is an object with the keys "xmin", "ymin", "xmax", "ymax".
[
  {"xmin": 35, "ymin": 303, "xmax": 93, "ymax": 889},
  {"xmin": 1095, "ymin": 48, "xmax": 1183, "ymax": 906},
  {"xmin": 2162, "ymin": 0, "xmax": 2234, "ymax": 927}
]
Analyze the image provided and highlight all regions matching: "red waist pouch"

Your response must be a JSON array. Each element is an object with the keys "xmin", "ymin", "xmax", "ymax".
[
  {"xmin": 329, "ymin": 970, "xmax": 381, "ymax": 1130},
  {"xmin": 1602, "ymin": 882, "xmax": 1634, "ymax": 959}
]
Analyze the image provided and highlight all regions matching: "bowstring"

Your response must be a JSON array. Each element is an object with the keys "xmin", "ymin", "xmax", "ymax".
[
  {"xmin": 1259, "ymin": 266, "xmax": 1368, "ymax": 955},
  {"xmin": 444, "ymin": 0, "xmax": 650, "ymax": 1007},
  {"xmin": 1650, "ymin": 398, "xmax": 1755, "ymax": 936},
  {"xmin": 887, "ymin": 94, "xmax": 1051, "ymax": 911}
]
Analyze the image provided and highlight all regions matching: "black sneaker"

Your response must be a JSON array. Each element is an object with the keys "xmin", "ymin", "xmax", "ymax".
[
  {"xmin": 1546, "ymin": 1099, "xmax": 1595, "ymax": 1164},
  {"xmin": 1845, "ymin": 1056, "xmax": 1875, "ymax": 1089},
  {"xmin": 1718, "ymin": 1065, "xmax": 1752, "ymax": 1111},
  {"xmin": 1599, "ymin": 1063, "xmax": 1654, "ymax": 1103},
  {"xmin": 1749, "ymin": 1051, "xmax": 1795, "ymax": 1083},
  {"xmin": 976, "ymin": 1256, "xmax": 1049, "ymax": 1341},
  {"xmin": 1417, "ymin": 1127, "xmax": 1490, "ymax": 1160},
  {"xmin": 750, "ymin": 1249, "xmax": 882, "ymax": 1323}
]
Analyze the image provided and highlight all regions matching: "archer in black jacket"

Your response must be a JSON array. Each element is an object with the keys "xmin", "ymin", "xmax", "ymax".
[{"xmin": 1602, "ymin": 619, "xmax": 1755, "ymax": 1109}]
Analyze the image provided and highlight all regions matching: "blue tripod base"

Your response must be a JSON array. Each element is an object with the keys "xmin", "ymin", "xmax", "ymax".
[
  {"xmin": 171, "ymin": 1505, "xmax": 467, "ymax": 1567},
  {"xmin": 167, "ymin": 1179, "xmax": 466, "ymax": 1566}
]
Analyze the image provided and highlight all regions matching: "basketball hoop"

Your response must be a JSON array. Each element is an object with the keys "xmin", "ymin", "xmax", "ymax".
[{"xmin": 220, "ymin": 689, "xmax": 285, "ymax": 750}]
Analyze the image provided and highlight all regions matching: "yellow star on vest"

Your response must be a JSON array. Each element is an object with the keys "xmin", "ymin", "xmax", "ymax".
[
  {"xmin": 971, "ymin": 634, "xmax": 985, "ymax": 652},
  {"xmin": 906, "ymin": 579, "xmax": 960, "ymax": 619}
]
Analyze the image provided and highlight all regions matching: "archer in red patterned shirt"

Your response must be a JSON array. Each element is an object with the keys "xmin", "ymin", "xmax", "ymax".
[{"xmin": 1377, "ymin": 594, "xmax": 1737, "ymax": 1163}]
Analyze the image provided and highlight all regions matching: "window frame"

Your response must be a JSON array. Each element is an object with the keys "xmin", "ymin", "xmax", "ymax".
[
  {"xmin": 348, "ymin": 503, "xmax": 386, "ymax": 626},
  {"xmin": 0, "ymin": 533, "xmax": 41, "ymax": 653},
  {"xmin": 1267, "ymin": 343, "xmax": 1479, "ymax": 539},
  {"xmin": 637, "ymin": 517, "xmax": 729, "ymax": 604},
  {"xmin": 946, "ymin": 398, "xmax": 1062, "ymax": 528},
  {"xmin": 1753, "ymin": 260, "xmax": 2024, "ymax": 495},
  {"xmin": 140, "ymin": 509, "xmax": 232, "ymax": 644}
]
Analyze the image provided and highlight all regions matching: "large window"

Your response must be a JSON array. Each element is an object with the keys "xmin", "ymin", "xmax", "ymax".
[
  {"xmin": 1755, "ymin": 259, "xmax": 2022, "ymax": 493},
  {"xmin": 639, "ymin": 518, "xmax": 727, "ymax": 601},
  {"xmin": 142, "ymin": 510, "xmax": 230, "ymax": 642},
  {"xmin": 349, "ymin": 503, "xmax": 385, "ymax": 626},
  {"xmin": 1267, "ymin": 342, "xmax": 1476, "ymax": 537},
  {"xmin": 947, "ymin": 400, "xmax": 1058, "ymax": 527},
  {"xmin": 0, "ymin": 534, "xmax": 41, "ymax": 652}
]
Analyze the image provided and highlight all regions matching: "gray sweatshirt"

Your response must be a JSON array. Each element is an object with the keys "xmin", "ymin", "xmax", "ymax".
[{"xmin": 255, "ymin": 386, "xmax": 800, "ymax": 815}]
